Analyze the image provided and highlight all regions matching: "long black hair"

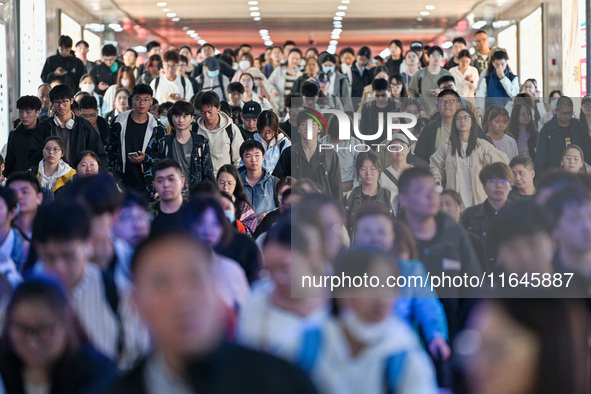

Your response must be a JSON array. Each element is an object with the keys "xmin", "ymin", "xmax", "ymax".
[{"xmin": 450, "ymin": 108, "xmax": 478, "ymax": 157}]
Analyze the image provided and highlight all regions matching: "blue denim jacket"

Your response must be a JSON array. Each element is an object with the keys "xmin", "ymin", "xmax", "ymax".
[{"xmin": 240, "ymin": 168, "xmax": 277, "ymax": 216}]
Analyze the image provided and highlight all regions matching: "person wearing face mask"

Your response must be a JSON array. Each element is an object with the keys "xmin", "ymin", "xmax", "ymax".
[
  {"xmin": 196, "ymin": 56, "xmax": 230, "ymax": 101},
  {"xmin": 318, "ymin": 52, "xmax": 353, "ymax": 112},
  {"xmin": 102, "ymin": 66, "xmax": 136, "ymax": 115},
  {"xmin": 78, "ymin": 74, "xmax": 105, "ymax": 116},
  {"xmin": 541, "ymin": 89, "xmax": 563, "ymax": 125},
  {"xmin": 89, "ymin": 44, "xmax": 124, "ymax": 96},
  {"xmin": 231, "ymin": 52, "xmax": 256, "ymax": 83},
  {"xmin": 293, "ymin": 248, "xmax": 438, "ymax": 394},
  {"xmin": 41, "ymin": 35, "xmax": 85, "ymax": 93}
]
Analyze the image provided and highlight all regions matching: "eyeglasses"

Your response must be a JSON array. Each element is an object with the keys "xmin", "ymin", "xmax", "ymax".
[
  {"xmin": 390, "ymin": 83, "xmax": 402, "ymax": 87},
  {"xmin": 583, "ymin": 102, "xmax": 591, "ymax": 108},
  {"xmin": 563, "ymin": 155, "xmax": 582, "ymax": 162},
  {"xmin": 44, "ymin": 147, "xmax": 61, "ymax": 153},
  {"xmin": 133, "ymin": 97, "xmax": 152, "ymax": 104},
  {"xmin": 439, "ymin": 99, "xmax": 457, "ymax": 106},
  {"xmin": 52, "ymin": 100, "xmax": 70, "ymax": 108},
  {"xmin": 455, "ymin": 115, "xmax": 471, "ymax": 122},
  {"xmin": 162, "ymin": 63, "xmax": 179, "ymax": 70},
  {"xmin": 218, "ymin": 180, "xmax": 236, "ymax": 188},
  {"xmin": 487, "ymin": 179, "xmax": 510, "ymax": 184}
]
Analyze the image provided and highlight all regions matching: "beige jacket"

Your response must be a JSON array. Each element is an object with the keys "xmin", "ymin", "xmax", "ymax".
[{"xmin": 430, "ymin": 138, "xmax": 509, "ymax": 205}]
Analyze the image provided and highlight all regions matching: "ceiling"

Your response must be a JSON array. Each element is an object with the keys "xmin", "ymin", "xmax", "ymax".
[{"xmin": 84, "ymin": 0, "xmax": 529, "ymax": 54}]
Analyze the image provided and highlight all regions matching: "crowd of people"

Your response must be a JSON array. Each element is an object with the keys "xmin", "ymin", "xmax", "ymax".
[{"xmin": 0, "ymin": 30, "xmax": 589, "ymax": 393}]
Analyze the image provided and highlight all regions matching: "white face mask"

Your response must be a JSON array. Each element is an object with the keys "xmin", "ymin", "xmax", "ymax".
[
  {"xmin": 120, "ymin": 78, "xmax": 130, "ymax": 87},
  {"xmin": 340, "ymin": 307, "xmax": 391, "ymax": 345},
  {"xmin": 239, "ymin": 60, "xmax": 251, "ymax": 71},
  {"xmin": 80, "ymin": 84, "xmax": 95, "ymax": 94}
]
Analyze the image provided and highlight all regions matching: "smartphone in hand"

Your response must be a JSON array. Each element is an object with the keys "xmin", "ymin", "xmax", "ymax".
[{"xmin": 128, "ymin": 152, "xmax": 139, "ymax": 158}]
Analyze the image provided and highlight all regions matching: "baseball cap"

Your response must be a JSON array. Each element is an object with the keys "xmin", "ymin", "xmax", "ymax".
[
  {"xmin": 410, "ymin": 41, "xmax": 424, "ymax": 51},
  {"xmin": 305, "ymin": 77, "xmax": 321, "ymax": 88},
  {"xmin": 388, "ymin": 132, "xmax": 411, "ymax": 146},
  {"xmin": 242, "ymin": 101, "xmax": 262, "ymax": 118},
  {"xmin": 246, "ymin": 67, "xmax": 265, "ymax": 80},
  {"xmin": 203, "ymin": 56, "xmax": 219, "ymax": 71}
]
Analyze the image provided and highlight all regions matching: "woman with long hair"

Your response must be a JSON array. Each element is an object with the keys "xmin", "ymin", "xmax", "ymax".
[
  {"xmin": 239, "ymin": 72, "xmax": 273, "ymax": 111},
  {"xmin": 137, "ymin": 54, "xmax": 161, "ymax": 86},
  {"xmin": 217, "ymin": 164, "xmax": 258, "ymax": 236},
  {"xmin": 0, "ymin": 277, "xmax": 117, "ymax": 393},
  {"xmin": 389, "ymin": 74, "xmax": 408, "ymax": 98},
  {"xmin": 507, "ymin": 102, "xmax": 538, "ymax": 159},
  {"xmin": 430, "ymin": 108, "xmax": 509, "ymax": 207},
  {"xmin": 560, "ymin": 145, "xmax": 586, "ymax": 173},
  {"xmin": 254, "ymin": 110, "xmax": 291, "ymax": 173},
  {"xmin": 103, "ymin": 66, "xmax": 136, "ymax": 115}
]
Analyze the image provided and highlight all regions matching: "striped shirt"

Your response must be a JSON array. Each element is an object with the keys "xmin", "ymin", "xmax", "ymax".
[{"xmin": 68, "ymin": 263, "xmax": 151, "ymax": 370}]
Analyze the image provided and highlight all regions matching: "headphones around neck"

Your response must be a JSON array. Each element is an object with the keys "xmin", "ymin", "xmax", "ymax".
[{"xmin": 54, "ymin": 113, "xmax": 75, "ymax": 130}]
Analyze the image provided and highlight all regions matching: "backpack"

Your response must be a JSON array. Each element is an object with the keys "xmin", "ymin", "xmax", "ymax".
[
  {"xmin": 297, "ymin": 328, "xmax": 408, "ymax": 392},
  {"xmin": 197, "ymin": 73, "xmax": 227, "ymax": 101},
  {"xmin": 224, "ymin": 124, "xmax": 235, "ymax": 160},
  {"xmin": 416, "ymin": 68, "xmax": 428, "ymax": 97},
  {"xmin": 154, "ymin": 75, "xmax": 187, "ymax": 99}
]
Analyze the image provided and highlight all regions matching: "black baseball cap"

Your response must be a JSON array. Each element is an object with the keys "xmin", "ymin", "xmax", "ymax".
[
  {"xmin": 410, "ymin": 41, "xmax": 424, "ymax": 51},
  {"xmin": 242, "ymin": 101, "xmax": 262, "ymax": 118}
]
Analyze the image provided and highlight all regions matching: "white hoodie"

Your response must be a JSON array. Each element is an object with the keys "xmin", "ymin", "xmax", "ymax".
[
  {"xmin": 38, "ymin": 159, "xmax": 73, "ymax": 190},
  {"xmin": 196, "ymin": 111, "xmax": 244, "ymax": 175}
]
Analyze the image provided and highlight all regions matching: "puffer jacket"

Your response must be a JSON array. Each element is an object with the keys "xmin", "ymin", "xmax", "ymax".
[
  {"xmin": 254, "ymin": 132, "xmax": 291, "ymax": 173},
  {"xmin": 429, "ymin": 138, "xmax": 509, "ymax": 206},
  {"xmin": 144, "ymin": 124, "xmax": 215, "ymax": 199}
]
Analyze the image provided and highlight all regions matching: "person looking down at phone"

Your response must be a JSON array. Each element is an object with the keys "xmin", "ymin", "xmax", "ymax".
[
  {"xmin": 408, "ymin": 46, "xmax": 451, "ymax": 116},
  {"xmin": 107, "ymin": 84, "xmax": 166, "ymax": 195},
  {"xmin": 429, "ymin": 108, "xmax": 509, "ymax": 208},
  {"xmin": 150, "ymin": 49, "xmax": 194, "ymax": 104}
]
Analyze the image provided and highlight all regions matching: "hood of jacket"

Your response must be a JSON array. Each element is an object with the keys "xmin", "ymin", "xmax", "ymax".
[{"xmin": 197, "ymin": 111, "xmax": 233, "ymax": 134}]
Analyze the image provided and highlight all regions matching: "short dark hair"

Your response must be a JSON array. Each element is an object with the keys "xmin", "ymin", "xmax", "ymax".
[
  {"xmin": 227, "ymin": 82, "xmax": 245, "ymax": 94},
  {"xmin": 75, "ymin": 40, "xmax": 89, "ymax": 48},
  {"xmin": 167, "ymin": 100, "xmax": 195, "ymax": 126},
  {"xmin": 240, "ymin": 139, "xmax": 265, "ymax": 159},
  {"xmin": 357, "ymin": 46, "xmax": 372, "ymax": 58},
  {"xmin": 479, "ymin": 162, "xmax": 513, "ymax": 186},
  {"xmin": 58, "ymin": 35, "xmax": 73, "ymax": 48},
  {"xmin": 201, "ymin": 43, "xmax": 215, "ymax": 50},
  {"xmin": 101, "ymin": 44, "xmax": 117, "ymax": 57},
  {"xmin": 131, "ymin": 231, "xmax": 211, "ymax": 277},
  {"xmin": 458, "ymin": 49, "xmax": 472, "ymax": 60},
  {"xmin": 79, "ymin": 95, "xmax": 98, "ymax": 111},
  {"xmin": 320, "ymin": 53, "xmax": 337, "ymax": 65},
  {"xmin": 284, "ymin": 40, "xmax": 296, "ymax": 47},
  {"xmin": 194, "ymin": 90, "xmax": 220, "ymax": 109},
  {"xmin": 80, "ymin": 73, "xmax": 95, "ymax": 84},
  {"xmin": 556, "ymin": 96, "xmax": 574, "ymax": 109},
  {"xmin": 371, "ymin": 78, "xmax": 389, "ymax": 91},
  {"xmin": 437, "ymin": 75, "xmax": 456, "ymax": 87},
  {"xmin": 153, "ymin": 159, "xmax": 183, "ymax": 178},
  {"xmin": 545, "ymin": 184, "xmax": 591, "ymax": 222},
  {"xmin": 163, "ymin": 49, "xmax": 180, "ymax": 63},
  {"xmin": 285, "ymin": 92, "xmax": 303, "ymax": 108},
  {"xmin": 158, "ymin": 102, "xmax": 173, "ymax": 116},
  {"xmin": 441, "ymin": 189, "xmax": 463, "ymax": 206},
  {"xmin": 427, "ymin": 46, "xmax": 444, "ymax": 57},
  {"xmin": 437, "ymin": 89, "xmax": 460, "ymax": 99},
  {"xmin": 121, "ymin": 190, "xmax": 149, "ymax": 211},
  {"xmin": 6, "ymin": 172, "xmax": 40, "ymax": 193},
  {"xmin": 69, "ymin": 174, "xmax": 124, "ymax": 215},
  {"xmin": 510, "ymin": 155, "xmax": 535, "ymax": 171},
  {"xmin": 179, "ymin": 55, "xmax": 188, "ymax": 64},
  {"xmin": 388, "ymin": 39, "xmax": 403, "ymax": 49},
  {"xmin": 132, "ymin": 84, "xmax": 153, "ymax": 97},
  {"xmin": 49, "ymin": 85, "xmax": 74, "ymax": 101},
  {"xmin": 475, "ymin": 30, "xmax": 488, "ymax": 36},
  {"xmin": 452, "ymin": 37, "xmax": 467, "ymax": 46},
  {"xmin": 301, "ymin": 81, "xmax": 320, "ymax": 97},
  {"xmin": 146, "ymin": 41, "xmax": 161, "ymax": 52},
  {"xmin": 0, "ymin": 187, "xmax": 18, "ymax": 212},
  {"xmin": 124, "ymin": 48, "xmax": 138, "ymax": 58},
  {"xmin": 355, "ymin": 150, "xmax": 382, "ymax": 177},
  {"xmin": 339, "ymin": 47, "xmax": 355, "ymax": 56},
  {"xmin": 33, "ymin": 201, "xmax": 91, "ymax": 243},
  {"xmin": 16, "ymin": 95, "xmax": 42, "ymax": 111},
  {"xmin": 398, "ymin": 167, "xmax": 433, "ymax": 194}
]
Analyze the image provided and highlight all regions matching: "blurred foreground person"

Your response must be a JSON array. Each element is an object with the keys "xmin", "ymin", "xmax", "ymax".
[{"xmin": 108, "ymin": 232, "xmax": 318, "ymax": 393}]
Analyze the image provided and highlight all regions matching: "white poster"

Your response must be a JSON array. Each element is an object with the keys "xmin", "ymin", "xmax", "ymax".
[
  {"xmin": 19, "ymin": 0, "xmax": 46, "ymax": 96},
  {"xmin": 519, "ymin": 7, "xmax": 543, "ymax": 95},
  {"xmin": 0, "ymin": 24, "xmax": 10, "ymax": 149}
]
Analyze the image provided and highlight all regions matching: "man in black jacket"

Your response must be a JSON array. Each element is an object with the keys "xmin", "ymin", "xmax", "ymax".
[
  {"xmin": 40, "ymin": 35, "xmax": 85, "ymax": 92},
  {"xmin": 108, "ymin": 232, "xmax": 318, "ymax": 394},
  {"xmin": 79, "ymin": 95, "xmax": 109, "ymax": 147},
  {"xmin": 350, "ymin": 46, "xmax": 374, "ymax": 110},
  {"xmin": 6, "ymin": 96, "xmax": 44, "ymax": 176},
  {"xmin": 398, "ymin": 167, "xmax": 481, "ymax": 340},
  {"xmin": 90, "ymin": 44, "xmax": 124, "ymax": 96},
  {"xmin": 28, "ymin": 85, "xmax": 107, "ymax": 169},
  {"xmin": 535, "ymin": 95, "xmax": 591, "ymax": 175},
  {"xmin": 460, "ymin": 163, "xmax": 514, "ymax": 272}
]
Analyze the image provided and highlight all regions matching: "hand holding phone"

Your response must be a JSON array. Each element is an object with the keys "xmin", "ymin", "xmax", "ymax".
[{"xmin": 128, "ymin": 152, "xmax": 139, "ymax": 158}]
